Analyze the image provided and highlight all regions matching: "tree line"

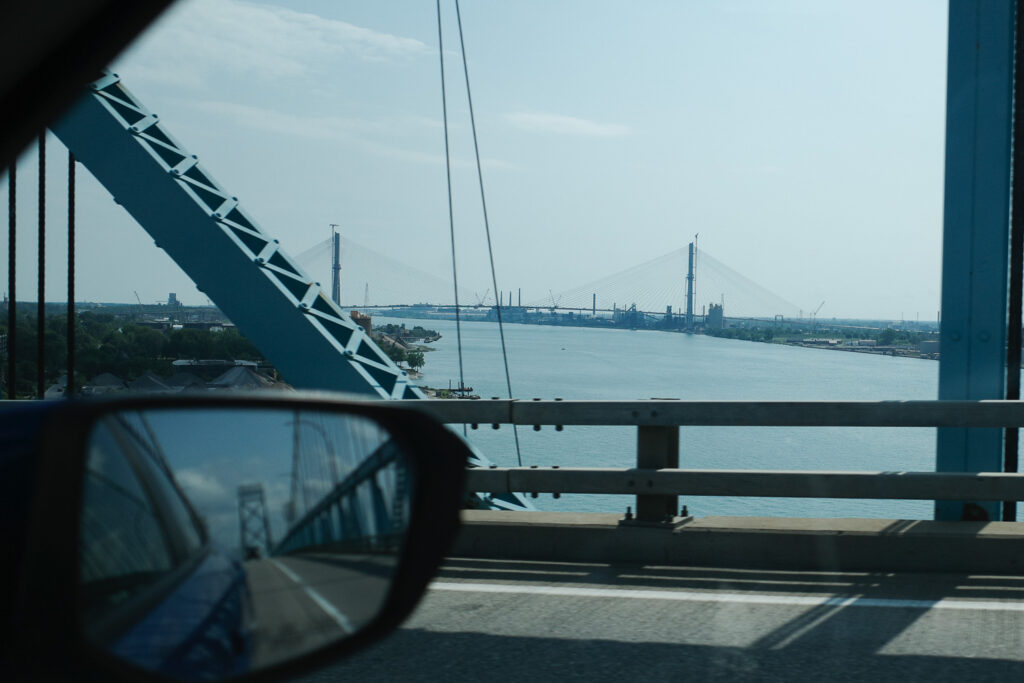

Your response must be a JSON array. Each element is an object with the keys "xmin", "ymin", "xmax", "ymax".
[{"xmin": 0, "ymin": 311, "xmax": 262, "ymax": 397}]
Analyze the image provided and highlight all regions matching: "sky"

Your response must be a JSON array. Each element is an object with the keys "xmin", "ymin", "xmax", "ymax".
[
  {"xmin": 1, "ymin": 0, "xmax": 949, "ymax": 320},
  {"xmin": 121, "ymin": 406, "xmax": 397, "ymax": 552}
]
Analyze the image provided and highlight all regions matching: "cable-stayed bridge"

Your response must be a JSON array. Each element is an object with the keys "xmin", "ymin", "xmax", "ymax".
[
  {"xmin": 524, "ymin": 247, "xmax": 802, "ymax": 320},
  {"xmin": 296, "ymin": 237, "xmax": 802, "ymax": 321},
  {"xmin": 294, "ymin": 236, "xmax": 478, "ymax": 308}
]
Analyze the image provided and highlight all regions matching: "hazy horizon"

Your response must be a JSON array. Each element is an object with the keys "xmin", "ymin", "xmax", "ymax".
[{"xmin": 1, "ymin": 0, "xmax": 949, "ymax": 320}]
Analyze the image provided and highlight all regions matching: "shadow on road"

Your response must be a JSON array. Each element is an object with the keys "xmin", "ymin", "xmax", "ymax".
[{"xmin": 294, "ymin": 628, "xmax": 1024, "ymax": 682}]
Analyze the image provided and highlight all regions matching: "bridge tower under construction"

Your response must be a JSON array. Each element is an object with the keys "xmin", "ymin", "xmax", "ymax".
[{"xmin": 685, "ymin": 241, "xmax": 695, "ymax": 327}]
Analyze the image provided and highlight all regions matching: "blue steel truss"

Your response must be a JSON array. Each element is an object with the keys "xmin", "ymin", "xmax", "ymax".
[
  {"xmin": 275, "ymin": 440, "xmax": 407, "ymax": 555},
  {"xmin": 51, "ymin": 73, "xmax": 532, "ymax": 514},
  {"xmin": 50, "ymin": 73, "xmax": 422, "ymax": 399}
]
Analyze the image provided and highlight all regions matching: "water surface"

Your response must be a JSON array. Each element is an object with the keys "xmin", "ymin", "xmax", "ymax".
[{"xmin": 381, "ymin": 316, "xmax": 940, "ymax": 518}]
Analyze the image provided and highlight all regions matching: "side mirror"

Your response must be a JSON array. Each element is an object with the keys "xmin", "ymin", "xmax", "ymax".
[{"xmin": 4, "ymin": 394, "xmax": 467, "ymax": 681}]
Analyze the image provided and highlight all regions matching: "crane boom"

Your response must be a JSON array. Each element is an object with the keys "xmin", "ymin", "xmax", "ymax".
[{"xmin": 51, "ymin": 73, "xmax": 421, "ymax": 399}]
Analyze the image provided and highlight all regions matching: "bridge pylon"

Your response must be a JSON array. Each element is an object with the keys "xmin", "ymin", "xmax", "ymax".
[{"xmin": 237, "ymin": 483, "xmax": 273, "ymax": 558}]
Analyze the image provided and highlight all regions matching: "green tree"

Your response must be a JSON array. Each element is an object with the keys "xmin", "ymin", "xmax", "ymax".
[
  {"xmin": 878, "ymin": 328, "xmax": 897, "ymax": 346},
  {"xmin": 381, "ymin": 342, "xmax": 406, "ymax": 365},
  {"xmin": 406, "ymin": 350, "xmax": 425, "ymax": 371}
]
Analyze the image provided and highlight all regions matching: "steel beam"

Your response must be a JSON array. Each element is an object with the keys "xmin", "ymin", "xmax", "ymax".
[
  {"xmin": 465, "ymin": 467, "xmax": 1024, "ymax": 501},
  {"xmin": 937, "ymin": 1, "xmax": 1016, "ymax": 520},
  {"xmin": 404, "ymin": 399, "xmax": 1024, "ymax": 428},
  {"xmin": 49, "ymin": 74, "xmax": 422, "ymax": 399}
]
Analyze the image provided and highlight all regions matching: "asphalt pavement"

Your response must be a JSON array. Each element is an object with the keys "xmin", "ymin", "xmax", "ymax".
[
  {"xmin": 247, "ymin": 552, "xmax": 396, "ymax": 668},
  {"xmin": 294, "ymin": 557, "xmax": 1024, "ymax": 682}
]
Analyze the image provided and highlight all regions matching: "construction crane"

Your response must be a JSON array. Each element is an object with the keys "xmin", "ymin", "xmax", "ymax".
[
  {"xmin": 811, "ymin": 300, "xmax": 826, "ymax": 330},
  {"xmin": 133, "ymin": 290, "xmax": 144, "ymax": 318},
  {"xmin": 548, "ymin": 289, "xmax": 562, "ymax": 312}
]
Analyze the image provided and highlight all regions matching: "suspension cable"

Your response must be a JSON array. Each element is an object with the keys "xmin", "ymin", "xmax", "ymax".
[
  {"xmin": 37, "ymin": 133, "xmax": 45, "ymax": 400},
  {"xmin": 68, "ymin": 151, "xmax": 75, "ymax": 398},
  {"xmin": 454, "ymin": 0, "xmax": 522, "ymax": 465},
  {"xmin": 435, "ymin": 0, "xmax": 467, "ymax": 434},
  {"xmin": 7, "ymin": 164, "xmax": 15, "ymax": 399}
]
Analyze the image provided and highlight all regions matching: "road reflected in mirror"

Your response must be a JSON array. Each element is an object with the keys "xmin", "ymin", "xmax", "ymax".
[{"xmin": 78, "ymin": 406, "xmax": 412, "ymax": 680}]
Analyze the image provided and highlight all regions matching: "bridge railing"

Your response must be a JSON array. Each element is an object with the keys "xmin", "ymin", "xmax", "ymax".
[{"xmin": 403, "ymin": 399, "xmax": 1024, "ymax": 521}]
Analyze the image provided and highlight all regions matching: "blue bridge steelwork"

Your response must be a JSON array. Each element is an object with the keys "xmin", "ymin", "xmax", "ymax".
[
  {"xmin": 274, "ymin": 439, "xmax": 407, "ymax": 556},
  {"xmin": 27, "ymin": 0, "xmax": 1024, "ymax": 532}
]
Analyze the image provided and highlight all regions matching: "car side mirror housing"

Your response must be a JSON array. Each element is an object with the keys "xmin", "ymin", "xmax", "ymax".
[{"xmin": 2, "ymin": 394, "xmax": 467, "ymax": 681}]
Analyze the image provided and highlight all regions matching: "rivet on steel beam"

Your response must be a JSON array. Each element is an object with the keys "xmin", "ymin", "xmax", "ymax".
[
  {"xmin": 533, "ymin": 425, "xmax": 541, "ymax": 431},
  {"xmin": 553, "ymin": 492, "xmax": 561, "ymax": 499},
  {"xmin": 530, "ymin": 492, "xmax": 539, "ymax": 498},
  {"xmin": 533, "ymin": 397, "xmax": 541, "ymax": 401},
  {"xmin": 554, "ymin": 397, "xmax": 563, "ymax": 401},
  {"xmin": 552, "ymin": 465, "xmax": 560, "ymax": 469},
  {"xmin": 489, "ymin": 464, "xmax": 497, "ymax": 469},
  {"xmin": 491, "ymin": 423, "xmax": 500, "ymax": 430},
  {"xmin": 255, "ymin": 257, "xmax": 265, "ymax": 264},
  {"xmin": 471, "ymin": 423, "xmax": 479, "ymax": 430},
  {"xmin": 555, "ymin": 425, "xmax": 563, "ymax": 431},
  {"xmin": 651, "ymin": 411, "xmax": 659, "ymax": 418}
]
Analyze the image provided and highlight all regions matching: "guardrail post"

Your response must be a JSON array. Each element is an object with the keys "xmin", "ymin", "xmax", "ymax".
[{"xmin": 636, "ymin": 426, "xmax": 679, "ymax": 522}]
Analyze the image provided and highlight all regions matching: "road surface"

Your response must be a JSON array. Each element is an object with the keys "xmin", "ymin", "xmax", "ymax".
[{"xmin": 295, "ymin": 557, "xmax": 1024, "ymax": 682}]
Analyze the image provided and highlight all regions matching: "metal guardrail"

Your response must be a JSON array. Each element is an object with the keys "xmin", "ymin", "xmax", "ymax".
[
  {"xmin": 404, "ymin": 399, "xmax": 1024, "ymax": 522},
  {"xmin": 464, "ymin": 468, "xmax": 1024, "ymax": 501},
  {"xmin": 403, "ymin": 399, "xmax": 1024, "ymax": 427}
]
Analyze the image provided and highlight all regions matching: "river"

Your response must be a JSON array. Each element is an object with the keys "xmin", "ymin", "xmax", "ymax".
[{"xmin": 378, "ymin": 316, "xmax": 941, "ymax": 519}]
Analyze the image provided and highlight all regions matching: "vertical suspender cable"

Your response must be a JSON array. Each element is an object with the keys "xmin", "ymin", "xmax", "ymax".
[
  {"xmin": 454, "ymin": 0, "xmax": 522, "ymax": 465},
  {"xmin": 6, "ymin": 165, "xmax": 14, "ymax": 399},
  {"xmin": 435, "ymin": 0, "xmax": 468, "ymax": 434},
  {"xmin": 1005, "ymin": 0, "xmax": 1024, "ymax": 521},
  {"xmin": 37, "ymin": 134, "xmax": 45, "ymax": 400},
  {"xmin": 67, "ymin": 151, "xmax": 75, "ymax": 398}
]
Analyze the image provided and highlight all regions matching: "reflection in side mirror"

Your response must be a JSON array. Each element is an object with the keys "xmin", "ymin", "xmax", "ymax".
[{"xmin": 79, "ymin": 406, "xmax": 414, "ymax": 680}]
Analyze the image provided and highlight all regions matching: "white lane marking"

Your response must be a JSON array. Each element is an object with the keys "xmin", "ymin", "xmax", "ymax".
[
  {"xmin": 430, "ymin": 581, "xmax": 1024, "ymax": 613},
  {"xmin": 270, "ymin": 559, "xmax": 355, "ymax": 633}
]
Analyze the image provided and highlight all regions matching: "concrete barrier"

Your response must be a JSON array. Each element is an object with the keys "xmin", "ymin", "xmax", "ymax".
[{"xmin": 452, "ymin": 510, "xmax": 1024, "ymax": 574}]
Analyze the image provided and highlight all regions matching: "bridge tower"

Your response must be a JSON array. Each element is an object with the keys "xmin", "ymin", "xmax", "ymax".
[
  {"xmin": 237, "ymin": 483, "xmax": 273, "ymax": 557},
  {"xmin": 331, "ymin": 226, "xmax": 341, "ymax": 306},
  {"xmin": 685, "ymin": 241, "xmax": 695, "ymax": 327}
]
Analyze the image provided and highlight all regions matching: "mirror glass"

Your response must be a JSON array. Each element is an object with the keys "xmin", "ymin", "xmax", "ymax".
[{"xmin": 77, "ymin": 406, "xmax": 412, "ymax": 680}]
